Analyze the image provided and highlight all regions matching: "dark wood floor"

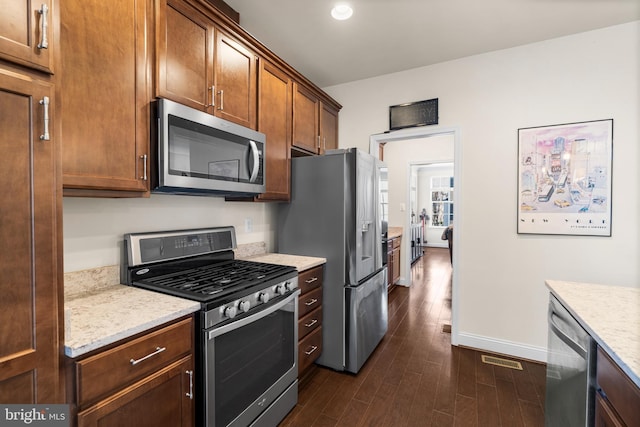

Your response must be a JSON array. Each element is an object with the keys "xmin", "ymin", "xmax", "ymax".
[{"xmin": 280, "ymin": 247, "xmax": 546, "ymax": 427}]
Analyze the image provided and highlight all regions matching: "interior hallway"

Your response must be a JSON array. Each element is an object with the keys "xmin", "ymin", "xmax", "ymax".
[{"xmin": 280, "ymin": 247, "xmax": 546, "ymax": 426}]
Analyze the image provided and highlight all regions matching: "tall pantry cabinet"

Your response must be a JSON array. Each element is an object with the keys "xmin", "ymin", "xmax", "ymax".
[{"xmin": 0, "ymin": 0, "xmax": 63, "ymax": 403}]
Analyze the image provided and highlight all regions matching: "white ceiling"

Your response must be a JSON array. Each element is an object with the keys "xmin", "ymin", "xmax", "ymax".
[{"xmin": 224, "ymin": 0, "xmax": 640, "ymax": 88}]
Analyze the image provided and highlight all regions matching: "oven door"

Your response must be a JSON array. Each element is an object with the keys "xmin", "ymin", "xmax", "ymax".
[{"xmin": 203, "ymin": 290, "xmax": 299, "ymax": 427}]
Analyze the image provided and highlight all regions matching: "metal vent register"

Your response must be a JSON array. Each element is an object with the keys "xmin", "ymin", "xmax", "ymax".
[{"xmin": 481, "ymin": 355, "xmax": 523, "ymax": 370}]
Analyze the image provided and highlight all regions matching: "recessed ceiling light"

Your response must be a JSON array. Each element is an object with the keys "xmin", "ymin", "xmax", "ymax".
[{"xmin": 331, "ymin": 4, "xmax": 353, "ymax": 20}]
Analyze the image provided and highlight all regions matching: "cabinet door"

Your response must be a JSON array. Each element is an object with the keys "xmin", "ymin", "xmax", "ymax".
[
  {"xmin": 392, "ymin": 247, "xmax": 400, "ymax": 284},
  {"xmin": 156, "ymin": 0, "xmax": 215, "ymax": 112},
  {"xmin": 595, "ymin": 393, "xmax": 624, "ymax": 427},
  {"xmin": 0, "ymin": 0, "xmax": 54, "ymax": 73},
  {"xmin": 61, "ymin": 0, "xmax": 151, "ymax": 195},
  {"xmin": 256, "ymin": 60, "xmax": 291, "ymax": 201},
  {"xmin": 0, "ymin": 70, "xmax": 60, "ymax": 403},
  {"xmin": 387, "ymin": 245, "xmax": 394, "ymax": 288},
  {"xmin": 320, "ymin": 103, "xmax": 338, "ymax": 154},
  {"xmin": 292, "ymin": 82, "xmax": 319, "ymax": 154},
  {"xmin": 77, "ymin": 357, "xmax": 194, "ymax": 427},
  {"xmin": 214, "ymin": 30, "xmax": 257, "ymax": 129}
]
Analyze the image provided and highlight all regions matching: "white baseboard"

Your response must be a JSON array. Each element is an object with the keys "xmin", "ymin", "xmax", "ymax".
[
  {"xmin": 456, "ymin": 331, "xmax": 547, "ymax": 363},
  {"xmin": 425, "ymin": 243, "xmax": 448, "ymax": 249}
]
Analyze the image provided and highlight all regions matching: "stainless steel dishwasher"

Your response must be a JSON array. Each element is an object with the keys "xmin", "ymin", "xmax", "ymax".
[{"xmin": 545, "ymin": 294, "xmax": 596, "ymax": 427}]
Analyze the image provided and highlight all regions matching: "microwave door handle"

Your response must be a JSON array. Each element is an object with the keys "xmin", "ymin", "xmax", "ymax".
[{"xmin": 249, "ymin": 140, "xmax": 260, "ymax": 183}]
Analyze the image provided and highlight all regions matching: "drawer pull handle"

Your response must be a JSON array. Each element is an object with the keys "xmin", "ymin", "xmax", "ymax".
[
  {"xmin": 217, "ymin": 89, "xmax": 224, "ymax": 110},
  {"xmin": 130, "ymin": 346, "xmax": 166, "ymax": 366},
  {"xmin": 39, "ymin": 96, "xmax": 50, "ymax": 141},
  {"xmin": 304, "ymin": 345, "xmax": 318, "ymax": 356},
  {"xmin": 304, "ymin": 319, "xmax": 318, "ymax": 328},
  {"xmin": 38, "ymin": 4, "xmax": 49, "ymax": 49},
  {"xmin": 304, "ymin": 298, "xmax": 318, "ymax": 307},
  {"xmin": 140, "ymin": 154, "xmax": 148, "ymax": 180},
  {"xmin": 304, "ymin": 277, "xmax": 318, "ymax": 284},
  {"xmin": 186, "ymin": 370, "xmax": 193, "ymax": 399}
]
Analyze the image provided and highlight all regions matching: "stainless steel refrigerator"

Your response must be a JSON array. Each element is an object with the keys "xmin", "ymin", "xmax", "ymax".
[{"xmin": 277, "ymin": 148, "xmax": 388, "ymax": 373}]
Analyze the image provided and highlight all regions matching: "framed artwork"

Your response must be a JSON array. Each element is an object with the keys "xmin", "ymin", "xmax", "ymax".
[{"xmin": 517, "ymin": 119, "xmax": 613, "ymax": 236}]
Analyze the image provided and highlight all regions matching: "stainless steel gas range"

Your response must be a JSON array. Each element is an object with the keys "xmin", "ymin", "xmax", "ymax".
[{"xmin": 121, "ymin": 227, "xmax": 299, "ymax": 427}]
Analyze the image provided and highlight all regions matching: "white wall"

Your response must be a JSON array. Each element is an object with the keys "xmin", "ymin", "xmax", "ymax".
[
  {"xmin": 63, "ymin": 195, "xmax": 277, "ymax": 272},
  {"xmin": 324, "ymin": 22, "xmax": 640, "ymax": 361}
]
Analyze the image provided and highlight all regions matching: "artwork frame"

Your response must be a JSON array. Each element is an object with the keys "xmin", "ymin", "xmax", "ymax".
[{"xmin": 517, "ymin": 119, "xmax": 613, "ymax": 236}]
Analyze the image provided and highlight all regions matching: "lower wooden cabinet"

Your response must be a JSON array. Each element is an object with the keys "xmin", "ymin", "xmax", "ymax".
[
  {"xmin": 68, "ymin": 317, "xmax": 195, "ymax": 427},
  {"xmin": 298, "ymin": 327, "xmax": 322, "ymax": 374},
  {"xmin": 77, "ymin": 357, "xmax": 193, "ymax": 427},
  {"xmin": 297, "ymin": 265, "xmax": 324, "ymax": 375},
  {"xmin": 388, "ymin": 236, "xmax": 401, "ymax": 288},
  {"xmin": 595, "ymin": 346, "xmax": 640, "ymax": 427}
]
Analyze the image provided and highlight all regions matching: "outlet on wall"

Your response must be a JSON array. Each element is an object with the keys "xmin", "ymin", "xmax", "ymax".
[{"xmin": 244, "ymin": 218, "xmax": 253, "ymax": 233}]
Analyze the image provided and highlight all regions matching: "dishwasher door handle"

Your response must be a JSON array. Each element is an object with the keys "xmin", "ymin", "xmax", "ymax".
[{"xmin": 549, "ymin": 312, "xmax": 587, "ymax": 358}]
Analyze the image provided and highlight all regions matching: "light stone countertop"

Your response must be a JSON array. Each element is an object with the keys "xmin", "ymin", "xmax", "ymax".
[
  {"xmin": 64, "ymin": 266, "xmax": 200, "ymax": 358},
  {"xmin": 545, "ymin": 280, "xmax": 640, "ymax": 388},
  {"xmin": 244, "ymin": 253, "xmax": 326, "ymax": 272},
  {"xmin": 387, "ymin": 227, "xmax": 403, "ymax": 239}
]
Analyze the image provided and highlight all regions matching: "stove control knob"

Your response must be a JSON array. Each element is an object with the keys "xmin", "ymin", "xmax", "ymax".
[
  {"xmin": 223, "ymin": 305, "xmax": 237, "ymax": 319},
  {"xmin": 258, "ymin": 292, "xmax": 270, "ymax": 304},
  {"xmin": 238, "ymin": 300, "xmax": 251, "ymax": 313},
  {"xmin": 275, "ymin": 284, "xmax": 287, "ymax": 296},
  {"xmin": 285, "ymin": 281, "xmax": 295, "ymax": 292}
]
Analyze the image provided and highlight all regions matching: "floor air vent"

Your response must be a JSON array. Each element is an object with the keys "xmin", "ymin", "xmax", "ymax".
[{"xmin": 481, "ymin": 355, "xmax": 523, "ymax": 370}]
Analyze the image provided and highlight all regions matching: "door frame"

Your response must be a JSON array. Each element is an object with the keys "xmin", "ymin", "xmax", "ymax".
[{"xmin": 369, "ymin": 126, "xmax": 461, "ymax": 346}]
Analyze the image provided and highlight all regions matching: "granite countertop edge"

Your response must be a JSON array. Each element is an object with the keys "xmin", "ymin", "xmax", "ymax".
[
  {"xmin": 243, "ymin": 253, "xmax": 326, "ymax": 271},
  {"xmin": 64, "ymin": 284, "xmax": 201, "ymax": 359},
  {"xmin": 545, "ymin": 280, "xmax": 640, "ymax": 389}
]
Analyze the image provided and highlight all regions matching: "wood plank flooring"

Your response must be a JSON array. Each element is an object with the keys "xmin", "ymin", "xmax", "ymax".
[{"xmin": 280, "ymin": 247, "xmax": 546, "ymax": 427}]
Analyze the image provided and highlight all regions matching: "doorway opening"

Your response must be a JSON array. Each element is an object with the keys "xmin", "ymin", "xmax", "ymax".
[{"xmin": 370, "ymin": 126, "xmax": 460, "ymax": 346}]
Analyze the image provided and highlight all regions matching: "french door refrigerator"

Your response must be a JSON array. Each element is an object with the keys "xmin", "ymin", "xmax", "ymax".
[{"xmin": 278, "ymin": 148, "xmax": 388, "ymax": 373}]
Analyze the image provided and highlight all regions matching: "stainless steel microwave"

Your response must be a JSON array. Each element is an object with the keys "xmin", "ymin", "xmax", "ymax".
[{"xmin": 154, "ymin": 98, "xmax": 266, "ymax": 196}]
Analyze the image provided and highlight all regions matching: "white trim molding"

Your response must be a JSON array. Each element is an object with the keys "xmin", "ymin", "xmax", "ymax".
[{"xmin": 457, "ymin": 331, "xmax": 547, "ymax": 363}]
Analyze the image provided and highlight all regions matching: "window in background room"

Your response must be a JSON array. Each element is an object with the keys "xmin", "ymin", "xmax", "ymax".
[{"xmin": 431, "ymin": 176, "xmax": 454, "ymax": 227}]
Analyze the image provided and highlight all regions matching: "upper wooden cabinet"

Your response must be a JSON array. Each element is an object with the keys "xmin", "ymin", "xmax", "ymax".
[
  {"xmin": 214, "ymin": 31, "xmax": 257, "ymax": 129},
  {"xmin": 256, "ymin": 60, "xmax": 292, "ymax": 201},
  {"xmin": 293, "ymin": 82, "xmax": 339, "ymax": 155},
  {"xmin": 0, "ymin": 69, "xmax": 61, "ymax": 403},
  {"xmin": 156, "ymin": 0, "xmax": 257, "ymax": 129},
  {"xmin": 0, "ymin": 0, "xmax": 55, "ymax": 73},
  {"xmin": 292, "ymin": 82, "xmax": 319, "ymax": 154},
  {"xmin": 60, "ymin": 0, "xmax": 152, "ymax": 196},
  {"xmin": 320, "ymin": 102, "xmax": 339, "ymax": 154}
]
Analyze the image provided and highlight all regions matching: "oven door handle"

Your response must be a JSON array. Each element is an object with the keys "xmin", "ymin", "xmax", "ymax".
[{"xmin": 208, "ymin": 290, "xmax": 300, "ymax": 340}]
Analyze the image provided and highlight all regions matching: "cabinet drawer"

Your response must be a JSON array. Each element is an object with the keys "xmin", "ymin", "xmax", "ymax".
[
  {"xmin": 597, "ymin": 347, "xmax": 640, "ymax": 427},
  {"xmin": 75, "ymin": 317, "xmax": 193, "ymax": 407},
  {"xmin": 392, "ymin": 237, "xmax": 401, "ymax": 249},
  {"xmin": 298, "ymin": 326, "xmax": 322, "ymax": 375},
  {"xmin": 298, "ymin": 307, "xmax": 322, "ymax": 340},
  {"xmin": 298, "ymin": 265, "xmax": 323, "ymax": 294},
  {"xmin": 298, "ymin": 286, "xmax": 322, "ymax": 318}
]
